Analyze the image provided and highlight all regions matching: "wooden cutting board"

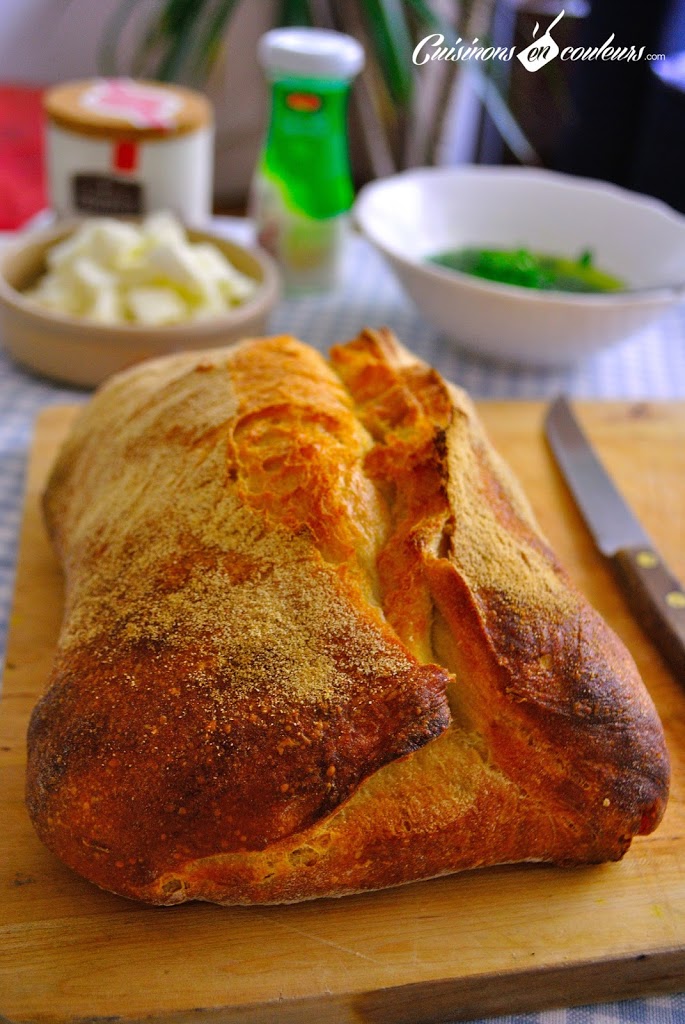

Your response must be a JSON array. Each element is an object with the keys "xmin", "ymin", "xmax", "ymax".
[{"xmin": 2, "ymin": 401, "xmax": 685, "ymax": 1024}]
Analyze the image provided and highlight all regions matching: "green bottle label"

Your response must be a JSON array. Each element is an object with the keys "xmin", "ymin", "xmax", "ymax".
[
  {"xmin": 251, "ymin": 73, "xmax": 355, "ymax": 290},
  {"xmin": 260, "ymin": 76, "xmax": 354, "ymax": 220}
]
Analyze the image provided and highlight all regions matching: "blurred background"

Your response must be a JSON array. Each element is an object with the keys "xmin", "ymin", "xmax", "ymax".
[{"xmin": 1, "ymin": 0, "xmax": 684, "ymax": 229}]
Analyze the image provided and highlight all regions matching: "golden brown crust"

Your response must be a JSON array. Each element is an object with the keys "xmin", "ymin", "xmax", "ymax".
[{"xmin": 26, "ymin": 329, "xmax": 670, "ymax": 905}]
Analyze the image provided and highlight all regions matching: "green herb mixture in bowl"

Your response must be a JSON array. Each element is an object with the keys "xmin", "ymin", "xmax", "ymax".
[
  {"xmin": 355, "ymin": 166, "xmax": 685, "ymax": 367},
  {"xmin": 428, "ymin": 246, "xmax": 624, "ymax": 293}
]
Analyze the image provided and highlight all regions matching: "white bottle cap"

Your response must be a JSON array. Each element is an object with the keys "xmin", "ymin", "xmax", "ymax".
[{"xmin": 258, "ymin": 27, "xmax": 365, "ymax": 81}]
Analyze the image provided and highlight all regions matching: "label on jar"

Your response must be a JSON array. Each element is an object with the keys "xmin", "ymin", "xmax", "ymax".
[
  {"xmin": 79, "ymin": 78, "xmax": 182, "ymax": 130},
  {"xmin": 72, "ymin": 173, "xmax": 144, "ymax": 216}
]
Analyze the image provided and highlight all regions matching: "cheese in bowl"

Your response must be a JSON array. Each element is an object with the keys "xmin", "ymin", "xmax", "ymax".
[
  {"xmin": 0, "ymin": 214, "xmax": 280, "ymax": 388},
  {"xmin": 22, "ymin": 212, "xmax": 257, "ymax": 326}
]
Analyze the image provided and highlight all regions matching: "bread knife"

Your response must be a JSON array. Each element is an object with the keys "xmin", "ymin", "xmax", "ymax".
[{"xmin": 544, "ymin": 395, "xmax": 685, "ymax": 683}]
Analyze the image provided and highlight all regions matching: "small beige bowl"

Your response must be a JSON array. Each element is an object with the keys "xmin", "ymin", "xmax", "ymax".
[{"xmin": 0, "ymin": 220, "xmax": 281, "ymax": 388}]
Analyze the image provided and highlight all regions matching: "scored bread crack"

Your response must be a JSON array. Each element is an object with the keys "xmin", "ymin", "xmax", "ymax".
[{"xmin": 328, "ymin": 326, "xmax": 457, "ymax": 674}]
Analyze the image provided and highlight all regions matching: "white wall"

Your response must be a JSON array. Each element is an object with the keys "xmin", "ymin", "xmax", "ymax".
[{"xmin": 0, "ymin": 0, "xmax": 276, "ymax": 202}]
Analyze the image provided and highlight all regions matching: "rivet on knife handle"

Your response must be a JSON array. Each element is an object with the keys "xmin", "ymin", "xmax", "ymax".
[{"xmin": 611, "ymin": 546, "xmax": 685, "ymax": 679}]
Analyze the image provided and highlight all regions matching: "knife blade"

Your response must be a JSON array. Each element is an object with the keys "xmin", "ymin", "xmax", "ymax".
[{"xmin": 544, "ymin": 395, "xmax": 685, "ymax": 683}]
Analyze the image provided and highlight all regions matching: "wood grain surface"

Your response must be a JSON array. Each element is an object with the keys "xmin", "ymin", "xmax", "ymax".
[{"xmin": 1, "ymin": 401, "xmax": 685, "ymax": 1024}]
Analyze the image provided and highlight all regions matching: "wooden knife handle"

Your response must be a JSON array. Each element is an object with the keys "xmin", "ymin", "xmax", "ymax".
[{"xmin": 611, "ymin": 545, "xmax": 685, "ymax": 684}]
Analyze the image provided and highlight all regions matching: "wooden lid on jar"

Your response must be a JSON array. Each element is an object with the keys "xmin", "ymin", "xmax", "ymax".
[{"xmin": 44, "ymin": 78, "xmax": 212, "ymax": 141}]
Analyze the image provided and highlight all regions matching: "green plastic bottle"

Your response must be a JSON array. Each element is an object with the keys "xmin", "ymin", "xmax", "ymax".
[{"xmin": 251, "ymin": 27, "xmax": 364, "ymax": 292}]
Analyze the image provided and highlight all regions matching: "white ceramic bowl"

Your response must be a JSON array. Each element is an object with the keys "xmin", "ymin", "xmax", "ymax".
[
  {"xmin": 0, "ymin": 220, "xmax": 280, "ymax": 388},
  {"xmin": 354, "ymin": 166, "xmax": 685, "ymax": 366}
]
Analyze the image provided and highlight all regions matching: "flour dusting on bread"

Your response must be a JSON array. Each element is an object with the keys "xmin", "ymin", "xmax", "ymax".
[{"xmin": 26, "ymin": 329, "xmax": 669, "ymax": 905}]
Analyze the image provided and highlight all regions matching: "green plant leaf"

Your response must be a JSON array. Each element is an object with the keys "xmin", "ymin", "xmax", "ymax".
[
  {"xmin": 359, "ymin": 0, "xmax": 414, "ymax": 106},
  {"xmin": 154, "ymin": 31, "xmax": 199, "ymax": 82},
  {"xmin": 188, "ymin": 0, "xmax": 242, "ymax": 82},
  {"xmin": 153, "ymin": 0, "xmax": 215, "ymax": 82},
  {"xmin": 277, "ymin": 0, "xmax": 313, "ymax": 27},
  {"xmin": 132, "ymin": 0, "xmax": 243, "ymax": 84},
  {"xmin": 159, "ymin": 0, "xmax": 205, "ymax": 35}
]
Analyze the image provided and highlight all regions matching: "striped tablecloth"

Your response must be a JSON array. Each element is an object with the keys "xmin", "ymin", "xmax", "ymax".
[{"xmin": 1, "ymin": 217, "xmax": 684, "ymax": 1024}]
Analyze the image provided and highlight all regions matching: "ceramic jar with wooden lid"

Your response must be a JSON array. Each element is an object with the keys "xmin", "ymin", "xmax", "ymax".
[{"xmin": 44, "ymin": 78, "xmax": 214, "ymax": 223}]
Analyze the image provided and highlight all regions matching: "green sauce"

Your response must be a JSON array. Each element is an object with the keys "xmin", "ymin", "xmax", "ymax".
[{"xmin": 428, "ymin": 247, "xmax": 624, "ymax": 293}]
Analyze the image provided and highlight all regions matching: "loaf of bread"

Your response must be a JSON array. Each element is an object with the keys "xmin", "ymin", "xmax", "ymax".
[{"xmin": 26, "ymin": 328, "xmax": 670, "ymax": 905}]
